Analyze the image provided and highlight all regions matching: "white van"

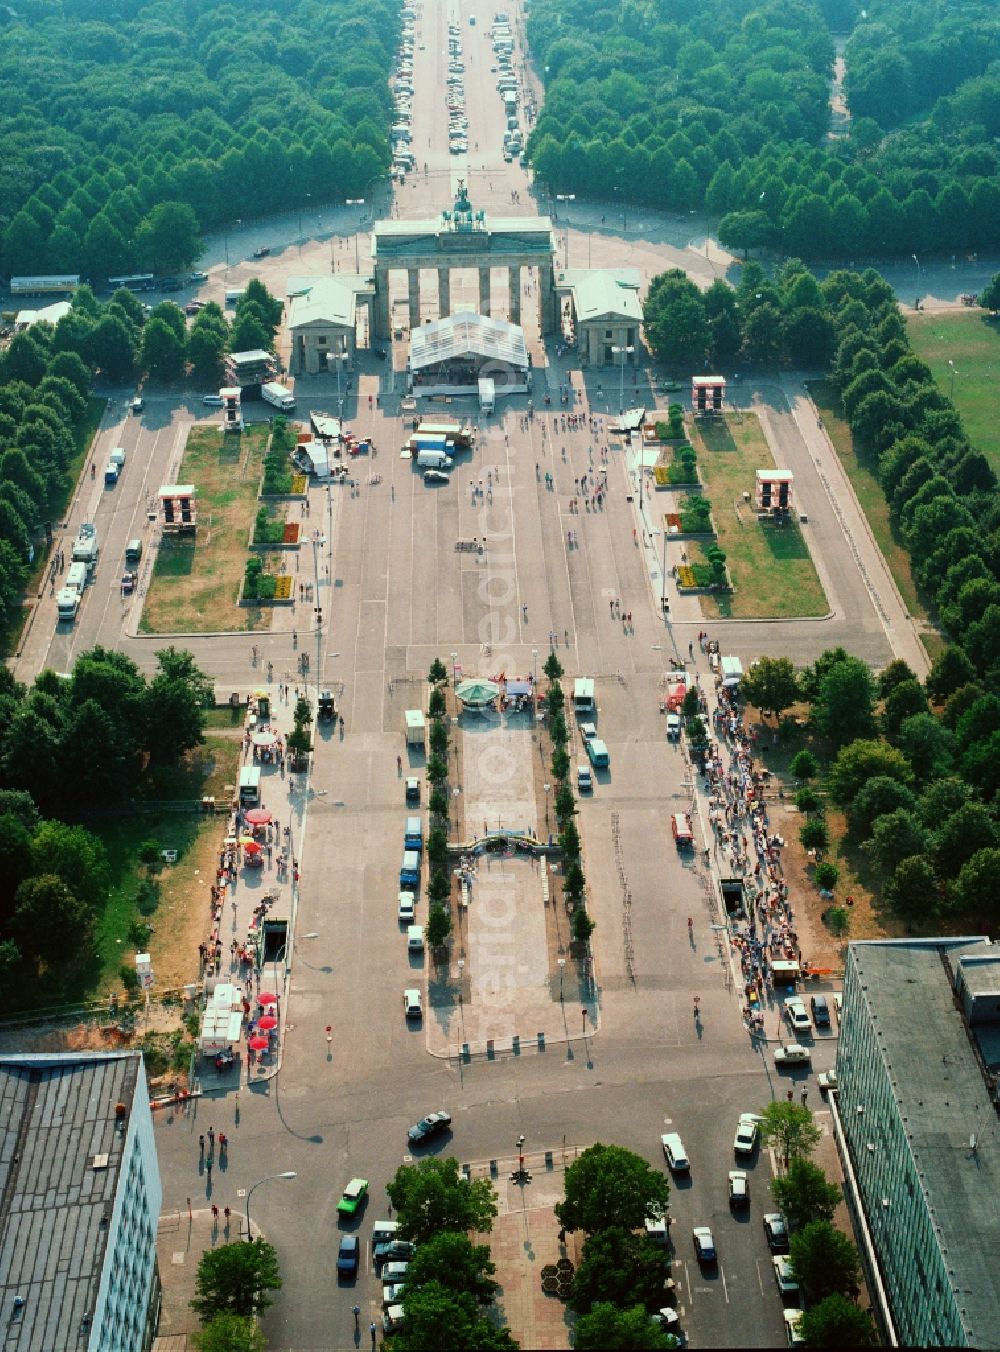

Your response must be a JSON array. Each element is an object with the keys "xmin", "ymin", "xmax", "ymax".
[
  {"xmin": 660, "ymin": 1133, "xmax": 690, "ymax": 1171},
  {"xmin": 407, "ymin": 924, "xmax": 424, "ymax": 951},
  {"xmin": 415, "ymin": 449, "xmax": 453, "ymax": 470},
  {"xmin": 239, "ymin": 766, "xmax": 261, "ymax": 805}
]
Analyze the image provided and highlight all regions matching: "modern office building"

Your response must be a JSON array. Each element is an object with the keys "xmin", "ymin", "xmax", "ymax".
[
  {"xmin": 0, "ymin": 1051, "xmax": 162, "ymax": 1351},
  {"xmin": 835, "ymin": 937, "xmax": 1000, "ymax": 1348}
]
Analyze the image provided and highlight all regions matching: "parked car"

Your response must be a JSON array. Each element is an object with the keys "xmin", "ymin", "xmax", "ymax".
[
  {"xmin": 763, "ymin": 1213, "xmax": 790, "ymax": 1252},
  {"xmin": 407, "ymin": 1111, "xmax": 452, "ymax": 1145},
  {"xmin": 811, "ymin": 993, "xmax": 831, "ymax": 1027},
  {"xmin": 203, "ymin": 394, "xmax": 224, "ymax": 405},
  {"xmin": 189, "ymin": 271, "xmax": 209, "ymax": 282},
  {"xmin": 784, "ymin": 996, "xmax": 811, "ymax": 1033},
  {"xmin": 772, "ymin": 1255, "xmax": 800, "ymax": 1296},
  {"xmin": 403, "ymin": 988, "xmax": 422, "ymax": 1019},
  {"xmin": 692, "ymin": 1226, "xmax": 716, "ymax": 1264},
  {"xmin": 818, "ymin": 1068, "xmax": 839, "ymax": 1093},
  {"xmin": 405, "ymin": 777, "xmax": 420, "ymax": 803},
  {"xmin": 252, "ymin": 246, "xmax": 272, "ymax": 259},
  {"xmin": 398, "ymin": 892, "xmax": 416, "ymax": 923},
  {"xmin": 661, "ymin": 1133, "xmax": 689, "ymax": 1172},
  {"xmin": 734, "ymin": 1113, "xmax": 760, "ymax": 1156},
  {"xmin": 666, "ymin": 712, "xmax": 681, "ymax": 740},
  {"xmin": 728, "ymin": 1170, "xmax": 749, "ymax": 1207},
  {"xmin": 774, "ymin": 1042, "xmax": 811, "ymax": 1066},
  {"xmin": 336, "ymin": 1235, "xmax": 359, "ymax": 1276},
  {"xmin": 337, "ymin": 1178, "xmax": 369, "ymax": 1217}
]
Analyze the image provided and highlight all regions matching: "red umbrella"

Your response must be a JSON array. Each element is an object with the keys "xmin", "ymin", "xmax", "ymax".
[
  {"xmin": 258, "ymin": 992, "xmax": 279, "ymax": 1005},
  {"xmin": 245, "ymin": 808, "xmax": 272, "ymax": 826},
  {"xmin": 257, "ymin": 1014, "xmax": 278, "ymax": 1031},
  {"xmin": 248, "ymin": 1035, "xmax": 270, "ymax": 1051},
  {"xmin": 243, "ymin": 840, "xmax": 262, "ymax": 855}
]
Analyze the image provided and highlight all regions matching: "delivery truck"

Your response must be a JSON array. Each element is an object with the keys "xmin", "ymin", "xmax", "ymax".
[
  {"xmin": 478, "ymin": 377, "xmax": 495, "ymax": 413},
  {"xmin": 262, "ymin": 381, "xmax": 296, "ymax": 412},
  {"xmin": 415, "ymin": 449, "xmax": 453, "ymax": 470}
]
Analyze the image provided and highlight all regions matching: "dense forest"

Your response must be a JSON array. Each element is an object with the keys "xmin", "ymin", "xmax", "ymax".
[
  {"xmin": 0, "ymin": 0, "xmax": 399, "ymax": 280},
  {"xmin": 526, "ymin": 0, "xmax": 1000, "ymax": 261}
]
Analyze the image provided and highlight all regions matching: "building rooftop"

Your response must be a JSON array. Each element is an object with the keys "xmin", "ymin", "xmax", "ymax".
[
  {"xmin": 0, "ymin": 1053, "xmax": 142, "ymax": 1351},
  {"xmin": 373, "ymin": 215, "xmax": 553, "ymax": 259},
  {"xmin": 851, "ymin": 939, "xmax": 1000, "ymax": 1345},
  {"xmin": 287, "ymin": 274, "xmax": 374, "ymax": 330},
  {"xmin": 409, "ymin": 311, "xmax": 528, "ymax": 372},
  {"xmin": 557, "ymin": 268, "xmax": 643, "ymax": 323},
  {"xmin": 15, "ymin": 301, "xmax": 72, "ymax": 329}
]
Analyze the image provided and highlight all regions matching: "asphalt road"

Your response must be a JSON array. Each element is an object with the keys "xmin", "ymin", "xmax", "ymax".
[{"xmin": 6, "ymin": 3, "xmax": 887, "ymax": 1348}]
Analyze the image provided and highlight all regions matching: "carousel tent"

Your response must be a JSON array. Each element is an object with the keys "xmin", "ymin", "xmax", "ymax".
[{"xmin": 455, "ymin": 678, "xmax": 501, "ymax": 707}]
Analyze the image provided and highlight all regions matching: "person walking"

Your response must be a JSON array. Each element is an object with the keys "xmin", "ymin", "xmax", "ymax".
[
  {"xmin": 353, "ymin": 1305, "xmax": 361, "ymax": 1329},
  {"xmin": 370, "ymin": 1321, "xmax": 378, "ymax": 1347}
]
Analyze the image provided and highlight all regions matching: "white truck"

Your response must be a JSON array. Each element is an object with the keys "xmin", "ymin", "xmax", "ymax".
[
  {"xmin": 478, "ymin": 377, "xmax": 495, "ymax": 413},
  {"xmin": 415, "ymin": 448, "xmax": 453, "ymax": 470},
  {"xmin": 57, "ymin": 560, "xmax": 89, "ymax": 623},
  {"xmin": 261, "ymin": 382, "xmax": 295, "ymax": 412},
  {"xmin": 71, "ymin": 523, "xmax": 99, "ymax": 567}
]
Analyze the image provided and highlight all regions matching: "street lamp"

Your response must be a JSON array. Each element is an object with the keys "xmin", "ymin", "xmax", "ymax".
[
  {"xmin": 345, "ymin": 199, "xmax": 364, "ymax": 272},
  {"xmin": 557, "ymin": 956, "xmax": 565, "ymax": 1001},
  {"xmin": 948, "ymin": 358, "xmax": 958, "ymax": 401},
  {"xmin": 544, "ymin": 781, "xmax": 550, "ymax": 828},
  {"xmin": 451, "ymin": 651, "xmax": 459, "ymax": 687},
  {"xmin": 297, "ymin": 193, "xmax": 311, "ymax": 254},
  {"xmin": 611, "ymin": 344, "xmax": 634, "ymax": 416},
  {"xmin": 244, "ymin": 1171, "xmax": 296, "ymax": 1243},
  {"xmin": 652, "ymin": 528, "xmax": 668, "ymax": 614},
  {"xmin": 331, "ymin": 349, "xmax": 349, "ymax": 417}
]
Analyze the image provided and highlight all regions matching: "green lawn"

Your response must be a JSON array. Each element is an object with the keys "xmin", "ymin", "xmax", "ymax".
[
  {"xmin": 7, "ymin": 734, "xmax": 240, "ymax": 1013},
  {"xmin": 907, "ymin": 311, "xmax": 1000, "ymax": 474},
  {"xmin": 685, "ymin": 413, "xmax": 828, "ymax": 619},
  {"xmin": 140, "ymin": 424, "xmax": 273, "ymax": 634},
  {"xmin": 808, "ymin": 379, "xmax": 945, "ymax": 660}
]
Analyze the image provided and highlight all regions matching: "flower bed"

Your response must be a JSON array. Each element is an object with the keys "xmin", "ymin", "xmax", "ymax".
[
  {"xmin": 291, "ymin": 474, "xmax": 307, "ymax": 495},
  {"xmin": 274, "ymin": 575, "xmax": 293, "ymax": 600},
  {"xmin": 283, "ymin": 522, "xmax": 299, "ymax": 544},
  {"xmin": 666, "ymin": 512, "xmax": 682, "ymax": 531}
]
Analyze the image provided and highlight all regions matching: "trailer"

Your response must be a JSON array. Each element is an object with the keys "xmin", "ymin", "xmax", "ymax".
[
  {"xmin": 478, "ymin": 377, "xmax": 495, "ymax": 413},
  {"xmin": 262, "ymin": 381, "xmax": 296, "ymax": 412},
  {"xmin": 405, "ymin": 709, "xmax": 426, "ymax": 748}
]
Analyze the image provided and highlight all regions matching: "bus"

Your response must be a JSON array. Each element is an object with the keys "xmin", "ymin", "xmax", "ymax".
[
  {"xmin": 107, "ymin": 273, "xmax": 156, "ymax": 292},
  {"xmin": 10, "ymin": 275, "xmax": 80, "ymax": 296}
]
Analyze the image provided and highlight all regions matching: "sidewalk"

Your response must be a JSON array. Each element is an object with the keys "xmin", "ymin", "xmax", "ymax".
[{"xmin": 194, "ymin": 680, "xmax": 306, "ymax": 1096}]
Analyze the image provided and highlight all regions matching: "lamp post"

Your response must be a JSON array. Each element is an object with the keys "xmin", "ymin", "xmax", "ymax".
[
  {"xmin": 244, "ymin": 1171, "xmax": 296, "ymax": 1243},
  {"xmin": 532, "ymin": 647, "xmax": 538, "ymax": 698},
  {"xmin": 948, "ymin": 358, "xmax": 958, "ymax": 401},
  {"xmin": 451, "ymin": 651, "xmax": 459, "ymax": 688},
  {"xmin": 297, "ymin": 193, "xmax": 311, "ymax": 255},
  {"xmin": 345, "ymin": 199, "xmax": 364, "ymax": 272},
  {"xmin": 652, "ymin": 528, "xmax": 668, "ymax": 614},
  {"xmin": 557, "ymin": 956, "xmax": 565, "ymax": 1001},
  {"xmin": 331, "ymin": 349, "xmax": 349, "ymax": 417},
  {"xmin": 544, "ymin": 781, "xmax": 550, "ymax": 829},
  {"xmin": 611, "ymin": 344, "xmax": 634, "ymax": 416}
]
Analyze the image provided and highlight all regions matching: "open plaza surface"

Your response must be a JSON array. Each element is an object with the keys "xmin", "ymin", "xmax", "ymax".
[{"xmin": 6, "ymin": 1, "xmax": 968, "ymax": 1348}]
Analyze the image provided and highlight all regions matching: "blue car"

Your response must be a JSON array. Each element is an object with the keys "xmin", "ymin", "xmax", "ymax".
[{"xmin": 336, "ymin": 1234, "xmax": 359, "ymax": 1277}]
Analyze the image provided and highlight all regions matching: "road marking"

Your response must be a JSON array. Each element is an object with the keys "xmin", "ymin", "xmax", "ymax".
[{"xmin": 720, "ymin": 1260, "xmax": 730, "ymax": 1303}]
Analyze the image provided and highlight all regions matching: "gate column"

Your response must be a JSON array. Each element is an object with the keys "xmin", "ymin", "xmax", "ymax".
[
  {"xmin": 508, "ymin": 265, "xmax": 521, "ymax": 325},
  {"xmin": 408, "ymin": 268, "xmax": 421, "ymax": 331},
  {"xmin": 479, "ymin": 267, "xmax": 491, "ymax": 317}
]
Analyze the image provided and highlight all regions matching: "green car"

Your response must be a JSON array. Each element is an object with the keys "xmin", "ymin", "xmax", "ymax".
[{"xmin": 337, "ymin": 1178, "xmax": 369, "ymax": 1216}]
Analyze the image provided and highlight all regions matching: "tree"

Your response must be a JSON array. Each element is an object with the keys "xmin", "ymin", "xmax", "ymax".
[
  {"xmin": 814, "ymin": 657, "xmax": 876, "ymax": 747},
  {"xmin": 760, "ymin": 1102, "xmax": 821, "ymax": 1170},
  {"xmin": 426, "ymin": 903, "xmax": 452, "ymax": 949},
  {"xmin": 12, "ymin": 875, "xmax": 93, "ymax": 967},
  {"xmin": 740, "ymin": 656, "xmax": 799, "ymax": 721},
  {"xmin": 191, "ymin": 1240, "xmax": 281, "ymax": 1321},
  {"xmin": 188, "ymin": 322, "xmax": 228, "ymax": 382},
  {"xmin": 387, "ymin": 1157, "xmax": 498, "ymax": 1245},
  {"xmin": 136, "ymin": 201, "xmax": 201, "ymax": 272},
  {"xmin": 826, "ymin": 739, "xmax": 913, "ymax": 807},
  {"xmin": 847, "ymin": 775, "xmax": 917, "ymax": 839},
  {"xmin": 140, "ymin": 316, "xmax": 186, "ymax": 380},
  {"xmin": 643, "ymin": 271, "xmax": 710, "ymax": 367},
  {"xmin": 718, "ymin": 210, "xmax": 774, "ymax": 258},
  {"xmin": 932, "ymin": 802, "xmax": 998, "ymax": 878},
  {"xmin": 896, "ymin": 713, "xmax": 955, "ymax": 785},
  {"xmin": 789, "ymin": 1220, "xmax": 860, "ymax": 1304},
  {"xmin": 391, "ymin": 1283, "xmax": 516, "ymax": 1352},
  {"xmin": 799, "ymin": 818, "xmax": 829, "ymax": 852},
  {"xmin": 790, "ymin": 749, "xmax": 818, "ymax": 781},
  {"xmin": 571, "ymin": 1227, "xmax": 673, "ymax": 1314},
  {"xmin": 556, "ymin": 1143, "xmax": 669, "ymax": 1237},
  {"xmin": 575, "ymin": 1302, "xmax": 674, "ymax": 1350},
  {"xmin": 144, "ymin": 647, "xmax": 212, "ymax": 763},
  {"xmin": 863, "ymin": 809, "xmax": 926, "ymax": 876},
  {"xmin": 29, "ymin": 819, "xmax": 109, "ymax": 912},
  {"xmin": 402, "ymin": 1231, "xmax": 498, "ymax": 1305},
  {"xmin": 86, "ymin": 313, "xmax": 136, "ymax": 380},
  {"xmin": 770, "ymin": 1158, "xmax": 841, "ymax": 1232},
  {"xmin": 192, "ymin": 1315, "xmax": 265, "ymax": 1352},
  {"xmin": 882, "ymin": 853, "xmax": 940, "ymax": 926},
  {"xmin": 544, "ymin": 652, "xmax": 564, "ymax": 681},
  {"xmin": 799, "ymin": 1292, "xmax": 878, "ymax": 1347},
  {"xmin": 980, "ymin": 272, "xmax": 1000, "ymax": 314},
  {"xmin": 428, "ymin": 658, "xmax": 448, "ymax": 685},
  {"xmin": 949, "ymin": 848, "xmax": 1000, "ymax": 925},
  {"xmin": 813, "ymin": 860, "xmax": 839, "ymax": 890},
  {"xmin": 881, "ymin": 678, "xmax": 927, "ymax": 740},
  {"xmin": 572, "ymin": 906, "xmax": 595, "ymax": 942}
]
